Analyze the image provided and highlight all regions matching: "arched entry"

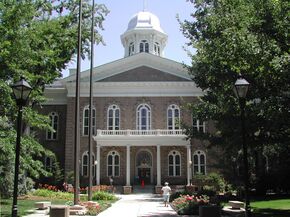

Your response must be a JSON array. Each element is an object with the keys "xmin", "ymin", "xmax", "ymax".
[{"xmin": 135, "ymin": 150, "xmax": 153, "ymax": 184}]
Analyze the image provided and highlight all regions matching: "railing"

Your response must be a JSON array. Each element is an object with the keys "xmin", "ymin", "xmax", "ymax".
[{"xmin": 96, "ymin": 129, "xmax": 185, "ymax": 136}]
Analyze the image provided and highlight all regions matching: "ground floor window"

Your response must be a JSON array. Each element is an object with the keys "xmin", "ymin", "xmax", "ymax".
[
  {"xmin": 193, "ymin": 150, "xmax": 206, "ymax": 175},
  {"xmin": 107, "ymin": 151, "xmax": 120, "ymax": 177},
  {"xmin": 168, "ymin": 150, "xmax": 181, "ymax": 176}
]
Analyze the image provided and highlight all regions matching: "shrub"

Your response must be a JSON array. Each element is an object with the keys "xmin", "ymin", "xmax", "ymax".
[
  {"xmin": 92, "ymin": 191, "xmax": 116, "ymax": 201},
  {"xmin": 172, "ymin": 194, "xmax": 209, "ymax": 215}
]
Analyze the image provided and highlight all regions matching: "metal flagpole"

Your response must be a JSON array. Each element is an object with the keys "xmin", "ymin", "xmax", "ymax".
[
  {"xmin": 74, "ymin": 0, "xmax": 82, "ymax": 205},
  {"xmin": 88, "ymin": 0, "xmax": 95, "ymax": 201}
]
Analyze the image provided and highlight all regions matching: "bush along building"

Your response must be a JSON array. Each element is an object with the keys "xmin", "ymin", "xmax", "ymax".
[{"xmin": 39, "ymin": 10, "xmax": 218, "ymax": 194}]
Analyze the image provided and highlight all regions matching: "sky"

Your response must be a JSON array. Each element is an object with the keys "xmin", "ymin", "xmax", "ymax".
[{"xmin": 62, "ymin": 0, "xmax": 194, "ymax": 77}]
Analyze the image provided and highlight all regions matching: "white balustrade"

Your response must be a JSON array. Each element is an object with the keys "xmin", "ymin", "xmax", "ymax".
[{"xmin": 96, "ymin": 129, "xmax": 184, "ymax": 136}]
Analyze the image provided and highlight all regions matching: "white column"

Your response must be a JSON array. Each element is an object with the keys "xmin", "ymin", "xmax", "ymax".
[
  {"xmin": 157, "ymin": 145, "xmax": 161, "ymax": 186},
  {"xmin": 96, "ymin": 145, "xmax": 100, "ymax": 185},
  {"xmin": 126, "ymin": 145, "xmax": 131, "ymax": 186},
  {"xmin": 187, "ymin": 145, "xmax": 192, "ymax": 186}
]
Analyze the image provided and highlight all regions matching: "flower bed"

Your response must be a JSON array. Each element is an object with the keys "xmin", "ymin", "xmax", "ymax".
[{"xmin": 172, "ymin": 194, "xmax": 209, "ymax": 215}]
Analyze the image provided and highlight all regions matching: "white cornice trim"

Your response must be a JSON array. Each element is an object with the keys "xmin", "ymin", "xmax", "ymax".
[{"xmin": 65, "ymin": 82, "xmax": 203, "ymax": 97}]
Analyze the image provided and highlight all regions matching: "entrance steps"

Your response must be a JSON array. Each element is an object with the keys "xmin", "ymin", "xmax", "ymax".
[{"xmin": 133, "ymin": 185, "xmax": 154, "ymax": 194}]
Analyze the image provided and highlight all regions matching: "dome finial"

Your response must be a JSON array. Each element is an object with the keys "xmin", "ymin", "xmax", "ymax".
[{"xmin": 143, "ymin": 0, "xmax": 147, "ymax": 12}]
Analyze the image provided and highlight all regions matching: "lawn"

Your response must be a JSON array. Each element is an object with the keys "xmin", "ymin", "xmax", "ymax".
[
  {"xmin": 0, "ymin": 189, "xmax": 118, "ymax": 217},
  {"xmin": 251, "ymin": 198, "xmax": 290, "ymax": 217}
]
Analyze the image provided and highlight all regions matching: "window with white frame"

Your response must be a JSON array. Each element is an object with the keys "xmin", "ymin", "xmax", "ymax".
[
  {"xmin": 139, "ymin": 40, "xmax": 149, "ymax": 53},
  {"xmin": 137, "ymin": 104, "xmax": 151, "ymax": 130},
  {"xmin": 44, "ymin": 156, "xmax": 53, "ymax": 172},
  {"xmin": 193, "ymin": 150, "xmax": 206, "ymax": 175},
  {"xmin": 129, "ymin": 42, "xmax": 134, "ymax": 56},
  {"xmin": 46, "ymin": 112, "xmax": 58, "ymax": 140},
  {"xmin": 167, "ymin": 104, "xmax": 180, "ymax": 130},
  {"xmin": 107, "ymin": 105, "xmax": 120, "ymax": 130},
  {"xmin": 193, "ymin": 118, "xmax": 206, "ymax": 133},
  {"xmin": 154, "ymin": 42, "xmax": 160, "ymax": 56},
  {"xmin": 82, "ymin": 151, "xmax": 96, "ymax": 177},
  {"xmin": 107, "ymin": 151, "xmax": 120, "ymax": 177},
  {"xmin": 168, "ymin": 150, "xmax": 181, "ymax": 176},
  {"xmin": 83, "ymin": 106, "xmax": 96, "ymax": 136}
]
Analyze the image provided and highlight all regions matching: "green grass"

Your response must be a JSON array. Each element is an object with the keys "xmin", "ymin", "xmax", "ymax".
[
  {"xmin": 251, "ymin": 199, "xmax": 290, "ymax": 217},
  {"xmin": 0, "ymin": 198, "xmax": 67, "ymax": 217}
]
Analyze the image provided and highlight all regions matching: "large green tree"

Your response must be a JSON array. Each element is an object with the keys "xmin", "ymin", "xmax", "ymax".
[
  {"xmin": 0, "ymin": 0, "xmax": 108, "ymax": 197},
  {"xmin": 181, "ymin": 0, "xmax": 289, "ymax": 193}
]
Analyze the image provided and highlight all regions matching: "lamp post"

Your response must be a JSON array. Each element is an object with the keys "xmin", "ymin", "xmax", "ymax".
[
  {"xmin": 11, "ymin": 77, "xmax": 32, "ymax": 217},
  {"xmin": 234, "ymin": 76, "xmax": 250, "ymax": 217}
]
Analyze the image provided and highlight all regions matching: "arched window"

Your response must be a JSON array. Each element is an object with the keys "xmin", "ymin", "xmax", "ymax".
[
  {"xmin": 167, "ymin": 104, "xmax": 180, "ymax": 130},
  {"xmin": 137, "ymin": 104, "xmax": 151, "ymax": 130},
  {"xmin": 154, "ymin": 42, "xmax": 160, "ymax": 56},
  {"xmin": 129, "ymin": 42, "xmax": 134, "ymax": 56},
  {"xmin": 83, "ymin": 106, "xmax": 96, "ymax": 136},
  {"xmin": 107, "ymin": 105, "xmax": 120, "ymax": 130},
  {"xmin": 193, "ymin": 150, "xmax": 206, "ymax": 175},
  {"xmin": 44, "ymin": 156, "xmax": 53, "ymax": 172},
  {"xmin": 140, "ymin": 40, "xmax": 149, "ymax": 53},
  {"xmin": 193, "ymin": 118, "xmax": 206, "ymax": 133},
  {"xmin": 168, "ymin": 150, "xmax": 181, "ymax": 176},
  {"xmin": 46, "ymin": 112, "xmax": 58, "ymax": 140},
  {"xmin": 82, "ymin": 151, "xmax": 96, "ymax": 177},
  {"xmin": 107, "ymin": 151, "xmax": 120, "ymax": 177}
]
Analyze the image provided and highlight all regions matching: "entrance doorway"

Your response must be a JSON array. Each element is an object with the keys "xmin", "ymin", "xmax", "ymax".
[
  {"xmin": 135, "ymin": 150, "xmax": 153, "ymax": 184},
  {"xmin": 138, "ymin": 168, "xmax": 151, "ymax": 184}
]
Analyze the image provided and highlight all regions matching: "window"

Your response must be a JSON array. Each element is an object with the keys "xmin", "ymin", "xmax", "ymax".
[
  {"xmin": 44, "ymin": 156, "xmax": 53, "ymax": 172},
  {"xmin": 83, "ymin": 106, "xmax": 96, "ymax": 136},
  {"xmin": 82, "ymin": 151, "xmax": 96, "ymax": 177},
  {"xmin": 129, "ymin": 42, "xmax": 134, "ymax": 56},
  {"xmin": 107, "ymin": 105, "xmax": 120, "ymax": 130},
  {"xmin": 193, "ymin": 119, "xmax": 206, "ymax": 133},
  {"xmin": 193, "ymin": 150, "xmax": 206, "ymax": 175},
  {"xmin": 167, "ymin": 104, "xmax": 180, "ymax": 130},
  {"xmin": 168, "ymin": 151, "xmax": 181, "ymax": 176},
  {"xmin": 137, "ymin": 104, "xmax": 151, "ymax": 130},
  {"xmin": 154, "ymin": 42, "xmax": 160, "ymax": 56},
  {"xmin": 107, "ymin": 151, "xmax": 120, "ymax": 177},
  {"xmin": 139, "ymin": 40, "xmax": 149, "ymax": 53},
  {"xmin": 46, "ymin": 112, "xmax": 58, "ymax": 140}
]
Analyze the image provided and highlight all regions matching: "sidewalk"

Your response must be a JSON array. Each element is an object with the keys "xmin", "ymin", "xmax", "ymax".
[{"xmin": 24, "ymin": 192, "xmax": 181, "ymax": 217}]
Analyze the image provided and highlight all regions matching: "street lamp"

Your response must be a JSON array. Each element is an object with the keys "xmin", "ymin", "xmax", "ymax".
[
  {"xmin": 234, "ymin": 76, "xmax": 250, "ymax": 217},
  {"xmin": 11, "ymin": 77, "xmax": 32, "ymax": 217}
]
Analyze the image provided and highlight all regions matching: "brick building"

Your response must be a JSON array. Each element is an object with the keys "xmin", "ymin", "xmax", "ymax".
[{"xmin": 41, "ymin": 11, "xmax": 216, "ymax": 193}]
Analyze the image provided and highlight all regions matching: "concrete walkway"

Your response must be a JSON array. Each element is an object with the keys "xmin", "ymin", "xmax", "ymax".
[{"xmin": 24, "ymin": 192, "xmax": 181, "ymax": 217}]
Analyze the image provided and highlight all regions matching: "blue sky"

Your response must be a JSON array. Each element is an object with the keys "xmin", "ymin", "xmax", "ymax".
[{"xmin": 62, "ymin": 0, "xmax": 194, "ymax": 77}]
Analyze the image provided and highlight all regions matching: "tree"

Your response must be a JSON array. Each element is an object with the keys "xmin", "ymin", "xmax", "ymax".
[
  {"xmin": 0, "ymin": 0, "xmax": 109, "ymax": 197},
  {"xmin": 180, "ymin": 0, "xmax": 289, "ymax": 193}
]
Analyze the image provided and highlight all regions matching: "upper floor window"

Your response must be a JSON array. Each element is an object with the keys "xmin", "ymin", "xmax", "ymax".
[
  {"xmin": 83, "ymin": 106, "xmax": 96, "ymax": 136},
  {"xmin": 193, "ymin": 119, "xmax": 206, "ymax": 133},
  {"xmin": 107, "ymin": 105, "xmax": 120, "ymax": 130},
  {"xmin": 46, "ymin": 112, "xmax": 58, "ymax": 140},
  {"xmin": 193, "ymin": 150, "xmax": 206, "ymax": 175},
  {"xmin": 168, "ymin": 150, "xmax": 181, "ymax": 176},
  {"xmin": 167, "ymin": 104, "xmax": 180, "ymax": 130},
  {"xmin": 129, "ymin": 42, "xmax": 134, "ymax": 56},
  {"xmin": 137, "ymin": 104, "xmax": 151, "ymax": 130},
  {"xmin": 154, "ymin": 42, "xmax": 160, "ymax": 56},
  {"xmin": 107, "ymin": 151, "xmax": 120, "ymax": 177},
  {"xmin": 82, "ymin": 151, "xmax": 96, "ymax": 177},
  {"xmin": 44, "ymin": 156, "xmax": 53, "ymax": 172},
  {"xmin": 140, "ymin": 40, "xmax": 149, "ymax": 53}
]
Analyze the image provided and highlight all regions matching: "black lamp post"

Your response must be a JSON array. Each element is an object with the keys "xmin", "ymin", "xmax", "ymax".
[
  {"xmin": 234, "ymin": 76, "xmax": 250, "ymax": 217},
  {"xmin": 11, "ymin": 77, "xmax": 32, "ymax": 217}
]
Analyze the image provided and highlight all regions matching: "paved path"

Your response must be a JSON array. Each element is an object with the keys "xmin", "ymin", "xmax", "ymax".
[{"xmin": 24, "ymin": 193, "xmax": 181, "ymax": 217}]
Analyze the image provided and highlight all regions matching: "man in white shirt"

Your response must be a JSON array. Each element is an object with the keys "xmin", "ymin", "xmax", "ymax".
[{"xmin": 161, "ymin": 182, "xmax": 171, "ymax": 207}]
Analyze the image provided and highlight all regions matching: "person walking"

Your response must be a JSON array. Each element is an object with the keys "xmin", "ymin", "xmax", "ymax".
[{"xmin": 161, "ymin": 182, "xmax": 171, "ymax": 207}]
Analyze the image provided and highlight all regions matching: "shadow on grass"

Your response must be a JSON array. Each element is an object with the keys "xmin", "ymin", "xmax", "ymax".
[{"xmin": 253, "ymin": 208, "xmax": 290, "ymax": 217}]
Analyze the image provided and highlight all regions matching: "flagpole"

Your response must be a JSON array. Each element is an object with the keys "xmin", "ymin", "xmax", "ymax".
[
  {"xmin": 74, "ymin": 0, "xmax": 82, "ymax": 205},
  {"xmin": 88, "ymin": 0, "xmax": 95, "ymax": 201}
]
